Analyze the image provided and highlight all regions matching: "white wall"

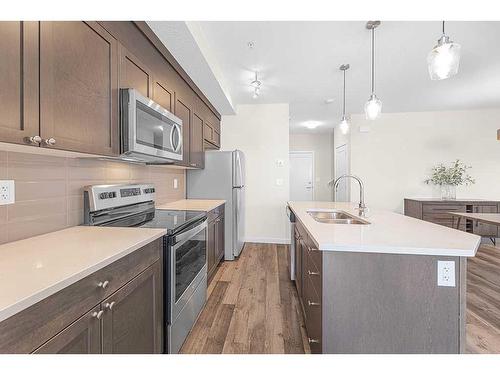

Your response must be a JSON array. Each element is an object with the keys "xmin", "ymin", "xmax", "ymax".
[
  {"xmin": 221, "ymin": 104, "xmax": 290, "ymax": 243},
  {"xmin": 289, "ymin": 133, "xmax": 334, "ymax": 201},
  {"xmin": 334, "ymin": 108, "xmax": 500, "ymax": 213}
]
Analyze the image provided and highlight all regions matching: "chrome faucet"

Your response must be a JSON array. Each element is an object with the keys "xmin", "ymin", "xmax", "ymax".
[{"xmin": 329, "ymin": 174, "xmax": 367, "ymax": 216}]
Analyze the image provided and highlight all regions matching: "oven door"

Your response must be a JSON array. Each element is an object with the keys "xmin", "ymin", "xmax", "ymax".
[
  {"xmin": 121, "ymin": 88, "xmax": 183, "ymax": 161},
  {"xmin": 169, "ymin": 218, "xmax": 207, "ymax": 323}
]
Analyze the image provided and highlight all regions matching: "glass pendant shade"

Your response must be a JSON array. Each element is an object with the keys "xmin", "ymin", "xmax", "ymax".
[
  {"xmin": 427, "ymin": 37, "xmax": 461, "ymax": 80},
  {"xmin": 364, "ymin": 94, "xmax": 382, "ymax": 120},
  {"xmin": 339, "ymin": 116, "xmax": 350, "ymax": 135}
]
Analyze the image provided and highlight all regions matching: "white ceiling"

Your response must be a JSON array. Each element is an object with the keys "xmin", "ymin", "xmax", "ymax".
[{"xmin": 150, "ymin": 21, "xmax": 500, "ymax": 134}]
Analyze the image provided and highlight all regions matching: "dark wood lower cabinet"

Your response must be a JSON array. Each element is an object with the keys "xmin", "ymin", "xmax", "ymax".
[
  {"xmin": 207, "ymin": 205, "xmax": 225, "ymax": 281},
  {"xmin": 102, "ymin": 261, "xmax": 162, "ymax": 354},
  {"xmin": 33, "ymin": 306, "xmax": 102, "ymax": 354}
]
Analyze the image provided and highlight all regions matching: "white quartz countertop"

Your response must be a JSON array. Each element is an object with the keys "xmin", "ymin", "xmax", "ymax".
[
  {"xmin": 0, "ymin": 226, "xmax": 167, "ymax": 323},
  {"xmin": 288, "ymin": 201, "xmax": 480, "ymax": 257},
  {"xmin": 157, "ymin": 199, "xmax": 226, "ymax": 212}
]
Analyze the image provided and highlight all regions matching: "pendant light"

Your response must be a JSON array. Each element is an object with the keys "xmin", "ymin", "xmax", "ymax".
[
  {"xmin": 364, "ymin": 21, "xmax": 382, "ymax": 120},
  {"xmin": 251, "ymin": 71, "xmax": 261, "ymax": 99},
  {"xmin": 339, "ymin": 64, "xmax": 350, "ymax": 135},
  {"xmin": 427, "ymin": 21, "xmax": 461, "ymax": 80}
]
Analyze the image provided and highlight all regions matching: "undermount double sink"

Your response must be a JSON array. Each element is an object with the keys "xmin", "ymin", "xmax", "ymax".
[{"xmin": 307, "ymin": 209, "xmax": 370, "ymax": 225}]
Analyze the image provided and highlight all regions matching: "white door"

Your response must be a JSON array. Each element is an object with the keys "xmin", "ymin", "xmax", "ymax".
[
  {"xmin": 290, "ymin": 152, "xmax": 314, "ymax": 201},
  {"xmin": 335, "ymin": 144, "xmax": 349, "ymax": 202}
]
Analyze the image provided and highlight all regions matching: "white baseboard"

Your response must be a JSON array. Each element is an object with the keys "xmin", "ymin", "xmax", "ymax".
[{"xmin": 244, "ymin": 237, "xmax": 291, "ymax": 245}]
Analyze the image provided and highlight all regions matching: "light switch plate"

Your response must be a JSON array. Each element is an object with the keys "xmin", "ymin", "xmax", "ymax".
[
  {"xmin": 437, "ymin": 260, "xmax": 456, "ymax": 287},
  {"xmin": 0, "ymin": 180, "xmax": 15, "ymax": 205}
]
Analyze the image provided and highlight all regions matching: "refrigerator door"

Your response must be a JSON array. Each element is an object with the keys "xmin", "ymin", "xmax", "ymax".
[
  {"xmin": 232, "ymin": 186, "xmax": 245, "ymax": 257},
  {"xmin": 232, "ymin": 150, "xmax": 245, "ymax": 188}
]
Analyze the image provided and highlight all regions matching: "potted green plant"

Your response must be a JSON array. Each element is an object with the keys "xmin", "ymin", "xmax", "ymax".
[{"xmin": 424, "ymin": 160, "xmax": 475, "ymax": 200}]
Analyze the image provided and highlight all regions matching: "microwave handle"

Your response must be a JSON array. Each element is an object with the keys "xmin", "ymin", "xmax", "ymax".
[{"xmin": 170, "ymin": 123, "xmax": 182, "ymax": 153}]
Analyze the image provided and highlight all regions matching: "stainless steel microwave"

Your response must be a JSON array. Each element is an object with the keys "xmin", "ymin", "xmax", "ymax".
[{"xmin": 120, "ymin": 88, "xmax": 183, "ymax": 163}]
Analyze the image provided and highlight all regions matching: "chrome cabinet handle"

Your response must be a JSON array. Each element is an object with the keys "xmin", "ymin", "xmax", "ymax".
[
  {"xmin": 25, "ymin": 135, "xmax": 42, "ymax": 145},
  {"xmin": 105, "ymin": 301, "xmax": 116, "ymax": 311},
  {"xmin": 307, "ymin": 246, "xmax": 319, "ymax": 253},
  {"xmin": 308, "ymin": 300, "xmax": 320, "ymax": 306},
  {"xmin": 98, "ymin": 280, "xmax": 109, "ymax": 289},
  {"xmin": 308, "ymin": 270, "xmax": 320, "ymax": 276},
  {"xmin": 44, "ymin": 137, "xmax": 56, "ymax": 146},
  {"xmin": 308, "ymin": 338, "xmax": 320, "ymax": 344},
  {"xmin": 190, "ymin": 163, "xmax": 197, "ymax": 167},
  {"xmin": 92, "ymin": 310, "xmax": 104, "ymax": 320}
]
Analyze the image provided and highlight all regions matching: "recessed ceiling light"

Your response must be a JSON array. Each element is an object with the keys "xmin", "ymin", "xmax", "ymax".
[
  {"xmin": 303, "ymin": 121, "xmax": 322, "ymax": 129},
  {"xmin": 247, "ymin": 41, "xmax": 255, "ymax": 49},
  {"xmin": 324, "ymin": 98, "xmax": 335, "ymax": 104}
]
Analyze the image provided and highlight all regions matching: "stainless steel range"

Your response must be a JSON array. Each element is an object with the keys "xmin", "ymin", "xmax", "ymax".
[{"xmin": 83, "ymin": 183, "xmax": 208, "ymax": 354}]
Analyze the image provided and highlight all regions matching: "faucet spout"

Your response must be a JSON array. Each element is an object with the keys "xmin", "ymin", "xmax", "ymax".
[{"xmin": 328, "ymin": 174, "xmax": 367, "ymax": 216}]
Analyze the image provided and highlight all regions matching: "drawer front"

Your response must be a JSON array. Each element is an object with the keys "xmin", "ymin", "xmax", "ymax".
[
  {"xmin": 0, "ymin": 239, "xmax": 161, "ymax": 353},
  {"xmin": 422, "ymin": 204, "xmax": 466, "ymax": 214},
  {"xmin": 304, "ymin": 249, "xmax": 322, "ymax": 297},
  {"xmin": 303, "ymin": 273, "xmax": 322, "ymax": 354}
]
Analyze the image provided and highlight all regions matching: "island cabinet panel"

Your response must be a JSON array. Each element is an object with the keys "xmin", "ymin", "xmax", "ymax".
[
  {"xmin": 32, "ymin": 307, "xmax": 102, "ymax": 354},
  {"xmin": 40, "ymin": 21, "xmax": 119, "ymax": 156},
  {"xmin": 0, "ymin": 21, "xmax": 39, "ymax": 145},
  {"xmin": 322, "ymin": 252, "xmax": 465, "ymax": 354},
  {"xmin": 0, "ymin": 239, "xmax": 162, "ymax": 354},
  {"xmin": 293, "ymin": 227, "xmax": 303, "ymax": 298},
  {"xmin": 102, "ymin": 261, "xmax": 162, "ymax": 354}
]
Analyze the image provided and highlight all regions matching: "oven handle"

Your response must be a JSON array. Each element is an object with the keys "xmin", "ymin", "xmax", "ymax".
[{"xmin": 172, "ymin": 219, "xmax": 207, "ymax": 247}]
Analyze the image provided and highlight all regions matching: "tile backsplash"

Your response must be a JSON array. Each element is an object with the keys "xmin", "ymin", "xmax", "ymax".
[{"xmin": 0, "ymin": 150, "xmax": 185, "ymax": 244}]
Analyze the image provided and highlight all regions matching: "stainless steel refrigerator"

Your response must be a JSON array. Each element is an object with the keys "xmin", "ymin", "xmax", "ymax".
[{"xmin": 187, "ymin": 150, "xmax": 245, "ymax": 260}]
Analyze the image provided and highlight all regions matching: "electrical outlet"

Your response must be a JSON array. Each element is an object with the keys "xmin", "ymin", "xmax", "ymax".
[
  {"xmin": 437, "ymin": 260, "xmax": 456, "ymax": 287},
  {"xmin": 173, "ymin": 178, "xmax": 178, "ymax": 189},
  {"xmin": 0, "ymin": 180, "xmax": 15, "ymax": 205}
]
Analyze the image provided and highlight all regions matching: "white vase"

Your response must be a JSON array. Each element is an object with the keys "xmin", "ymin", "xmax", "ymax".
[{"xmin": 440, "ymin": 185, "xmax": 457, "ymax": 200}]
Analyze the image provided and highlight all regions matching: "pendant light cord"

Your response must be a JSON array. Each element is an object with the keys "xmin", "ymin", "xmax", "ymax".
[
  {"xmin": 442, "ymin": 20, "xmax": 445, "ymax": 35},
  {"xmin": 371, "ymin": 27, "xmax": 375, "ymax": 95}
]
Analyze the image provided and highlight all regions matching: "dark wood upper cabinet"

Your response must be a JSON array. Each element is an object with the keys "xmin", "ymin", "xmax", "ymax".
[
  {"xmin": 119, "ymin": 45, "xmax": 153, "ymax": 98},
  {"xmin": 153, "ymin": 80, "xmax": 173, "ymax": 112},
  {"xmin": 102, "ymin": 261, "xmax": 162, "ymax": 354},
  {"xmin": 0, "ymin": 22, "xmax": 39, "ymax": 145},
  {"xmin": 191, "ymin": 111, "xmax": 205, "ymax": 169},
  {"xmin": 39, "ymin": 21, "xmax": 119, "ymax": 156},
  {"xmin": 174, "ymin": 94, "xmax": 192, "ymax": 167},
  {"xmin": 32, "ymin": 307, "xmax": 102, "ymax": 354}
]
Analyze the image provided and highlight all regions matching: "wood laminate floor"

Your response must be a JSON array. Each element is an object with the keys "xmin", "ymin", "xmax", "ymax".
[
  {"xmin": 181, "ymin": 242, "xmax": 500, "ymax": 354},
  {"xmin": 180, "ymin": 242, "xmax": 309, "ymax": 354},
  {"xmin": 466, "ymin": 244, "xmax": 500, "ymax": 353}
]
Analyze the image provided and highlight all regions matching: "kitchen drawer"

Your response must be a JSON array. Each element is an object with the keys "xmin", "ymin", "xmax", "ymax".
[
  {"xmin": 422, "ymin": 204, "xmax": 466, "ymax": 214},
  {"xmin": 304, "ymin": 252, "xmax": 322, "ymax": 297},
  {"xmin": 303, "ymin": 273, "xmax": 322, "ymax": 354},
  {"xmin": 0, "ymin": 238, "xmax": 161, "ymax": 353}
]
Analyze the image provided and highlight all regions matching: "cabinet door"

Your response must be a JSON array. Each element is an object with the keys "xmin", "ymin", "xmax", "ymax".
[
  {"xmin": 174, "ymin": 94, "xmax": 191, "ymax": 167},
  {"xmin": 191, "ymin": 112, "xmax": 205, "ymax": 169},
  {"xmin": 207, "ymin": 218, "xmax": 217, "ymax": 280},
  {"xmin": 474, "ymin": 205, "xmax": 498, "ymax": 237},
  {"xmin": 0, "ymin": 21, "xmax": 39, "ymax": 145},
  {"xmin": 153, "ymin": 80, "xmax": 173, "ymax": 112},
  {"xmin": 32, "ymin": 307, "xmax": 102, "ymax": 354},
  {"xmin": 39, "ymin": 21, "xmax": 119, "ymax": 156},
  {"xmin": 215, "ymin": 216, "xmax": 225, "ymax": 262},
  {"xmin": 102, "ymin": 261, "xmax": 162, "ymax": 354},
  {"xmin": 120, "ymin": 45, "xmax": 153, "ymax": 98}
]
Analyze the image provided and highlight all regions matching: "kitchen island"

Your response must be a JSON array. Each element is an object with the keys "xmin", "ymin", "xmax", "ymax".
[{"xmin": 287, "ymin": 201, "xmax": 481, "ymax": 354}]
